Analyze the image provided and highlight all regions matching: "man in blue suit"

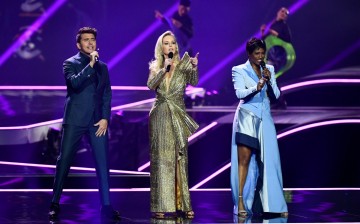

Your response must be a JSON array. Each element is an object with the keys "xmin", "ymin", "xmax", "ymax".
[{"xmin": 48, "ymin": 27, "xmax": 120, "ymax": 221}]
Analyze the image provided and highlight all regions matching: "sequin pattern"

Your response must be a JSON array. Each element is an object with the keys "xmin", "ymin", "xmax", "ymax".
[{"xmin": 147, "ymin": 53, "xmax": 199, "ymax": 213}]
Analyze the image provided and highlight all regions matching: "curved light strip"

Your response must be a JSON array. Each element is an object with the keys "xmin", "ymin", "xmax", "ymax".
[
  {"xmin": 281, "ymin": 78, "xmax": 360, "ymax": 92},
  {"xmin": 1, "ymin": 79, "xmax": 358, "ymax": 93},
  {"xmin": 190, "ymin": 187, "xmax": 360, "ymax": 191},
  {"xmin": 0, "ymin": 188, "xmax": 151, "ymax": 192},
  {"xmin": 0, "ymin": 161, "xmax": 149, "ymax": 175},
  {"xmin": 0, "ymin": 119, "xmax": 63, "ymax": 130},
  {"xmin": 277, "ymin": 119, "xmax": 360, "ymax": 139},
  {"xmin": 188, "ymin": 122, "xmax": 218, "ymax": 141},
  {"xmin": 191, "ymin": 119, "xmax": 360, "ymax": 189},
  {"xmin": 137, "ymin": 122, "xmax": 219, "ymax": 172},
  {"xmin": 0, "ymin": 86, "xmax": 205, "ymax": 91},
  {"xmin": 0, "ymin": 86, "xmax": 149, "ymax": 91},
  {"xmin": 111, "ymin": 98, "xmax": 155, "ymax": 111},
  {"xmin": 0, "ymin": 187, "xmax": 359, "ymax": 192},
  {"xmin": 190, "ymin": 163, "xmax": 230, "ymax": 190},
  {"xmin": 0, "ymin": 87, "xmax": 204, "ymax": 130}
]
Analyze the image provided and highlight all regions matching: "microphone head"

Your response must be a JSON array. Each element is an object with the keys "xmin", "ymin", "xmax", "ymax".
[
  {"xmin": 168, "ymin": 52, "xmax": 174, "ymax": 59},
  {"xmin": 260, "ymin": 61, "xmax": 266, "ymax": 69}
]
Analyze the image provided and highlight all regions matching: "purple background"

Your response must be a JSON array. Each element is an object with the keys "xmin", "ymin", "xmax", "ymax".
[{"xmin": 0, "ymin": 0, "xmax": 359, "ymax": 90}]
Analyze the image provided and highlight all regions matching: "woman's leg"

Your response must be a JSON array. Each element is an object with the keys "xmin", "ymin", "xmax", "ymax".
[{"xmin": 237, "ymin": 144, "xmax": 252, "ymax": 216}]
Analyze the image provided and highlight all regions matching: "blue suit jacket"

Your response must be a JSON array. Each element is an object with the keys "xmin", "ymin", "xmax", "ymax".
[{"xmin": 62, "ymin": 52, "xmax": 112, "ymax": 127}]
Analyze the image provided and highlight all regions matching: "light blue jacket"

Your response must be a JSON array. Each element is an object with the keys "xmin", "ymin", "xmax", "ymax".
[{"xmin": 232, "ymin": 60, "xmax": 280, "ymax": 118}]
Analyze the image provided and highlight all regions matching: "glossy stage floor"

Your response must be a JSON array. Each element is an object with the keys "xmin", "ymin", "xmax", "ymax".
[{"xmin": 0, "ymin": 187, "xmax": 360, "ymax": 223}]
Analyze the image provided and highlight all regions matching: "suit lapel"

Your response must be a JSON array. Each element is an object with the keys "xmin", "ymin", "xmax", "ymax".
[{"xmin": 244, "ymin": 60, "xmax": 259, "ymax": 82}]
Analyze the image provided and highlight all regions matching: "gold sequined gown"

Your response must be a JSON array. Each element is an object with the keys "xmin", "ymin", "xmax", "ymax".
[{"xmin": 147, "ymin": 53, "xmax": 199, "ymax": 213}]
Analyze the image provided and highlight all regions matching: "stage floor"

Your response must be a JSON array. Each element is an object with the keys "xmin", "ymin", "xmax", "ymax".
[{"xmin": 0, "ymin": 189, "xmax": 359, "ymax": 223}]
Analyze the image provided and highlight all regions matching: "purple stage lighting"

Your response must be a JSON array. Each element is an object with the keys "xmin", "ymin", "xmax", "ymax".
[
  {"xmin": 108, "ymin": 3, "xmax": 178, "ymax": 70},
  {"xmin": 198, "ymin": 0, "xmax": 310, "ymax": 86},
  {"xmin": 0, "ymin": 0, "xmax": 68, "ymax": 67},
  {"xmin": 315, "ymin": 39, "xmax": 360, "ymax": 74},
  {"xmin": 281, "ymin": 78, "xmax": 360, "ymax": 92},
  {"xmin": 0, "ymin": 85, "xmax": 149, "ymax": 91}
]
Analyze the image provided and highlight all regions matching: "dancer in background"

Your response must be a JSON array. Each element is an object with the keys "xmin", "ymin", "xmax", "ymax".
[
  {"xmin": 260, "ymin": 7, "xmax": 292, "ymax": 73},
  {"xmin": 155, "ymin": 0, "xmax": 194, "ymax": 56},
  {"xmin": 260, "ymin": 7, "xmax": 294, "ymax": 109}
]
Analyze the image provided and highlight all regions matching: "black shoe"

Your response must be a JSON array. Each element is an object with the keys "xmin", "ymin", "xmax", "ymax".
[
  {"xmin": 48, "ymin": 202, "xmax": 60, "ymax": 220},
  {"xmin": 101, "ymin": 205, "xmax": 121, "ymax": 221}
]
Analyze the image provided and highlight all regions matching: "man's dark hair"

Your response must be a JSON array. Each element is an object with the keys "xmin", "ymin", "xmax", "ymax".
[
  {"xmin": 246, "ymin": 37, "xmax": 266, "ymax": 54},
  {"xmin": 76, "ymin": 27, "xmax": 97, "ymax": 43}
]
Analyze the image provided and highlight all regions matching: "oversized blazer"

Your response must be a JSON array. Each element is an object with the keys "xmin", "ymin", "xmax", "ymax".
[
  {"xmin": 232, "ymin": 60, "xmax": 280, "ymax": 119},
  {"xmin": 62, "ymin": 52, "xmax": 112, "ymax": 127}
]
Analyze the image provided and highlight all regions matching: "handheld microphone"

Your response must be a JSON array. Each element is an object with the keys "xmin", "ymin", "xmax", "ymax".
[
  {"xmin": 166, "ymin": 52, "xmax": 174, "ymax": 72},
  {"xmin": 260, "ymin": 60, "xmax": 266, "ymax": 70},
  {"xmin": 260, "ymin": 60, "xmax": 269, "ymax": 82},
  {"xmin": 95, "ymin": 48, "xmax": 100, "ymax": 62}
]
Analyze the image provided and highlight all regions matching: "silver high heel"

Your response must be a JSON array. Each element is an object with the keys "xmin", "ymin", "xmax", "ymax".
[{"xmin": 238, "ymin": 195, "xmax": 248, "ymax": 217}]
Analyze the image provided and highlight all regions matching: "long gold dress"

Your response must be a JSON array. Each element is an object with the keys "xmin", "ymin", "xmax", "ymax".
[{"xmin": 147, "ymin": 53, "xmax": 199, "ymax": 213}]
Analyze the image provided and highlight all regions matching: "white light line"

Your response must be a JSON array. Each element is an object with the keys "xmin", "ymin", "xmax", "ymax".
[
  {"xmin": 190, "ymin": 163, "xmax": 231, "ymax": 190},
  {"xmin": 188, "ymin": 122, "xmax": 218, "ymax": 141},
  {"xmin": 0, "ymin": 86, "xmax": 149, "ymax": 90},
  {"xmin": 281, "ymin": 78, "xmax": 360, "ymax": 92},
  {"xmin": 0, "ymin": 188, "xmax": 359, "ymax": 192},
  {"xmin": 0, "ymin": 161, "xmax": 149, "ymax": 175}
]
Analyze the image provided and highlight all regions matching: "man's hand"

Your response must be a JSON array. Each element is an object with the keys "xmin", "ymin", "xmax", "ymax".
[
  {"xmin": 89, "ymin": 50, "xmax": 99, "ymax": 68},
  {"xmin": 94, "ymin": 119, "xmax": 108, "ymax": 137}
]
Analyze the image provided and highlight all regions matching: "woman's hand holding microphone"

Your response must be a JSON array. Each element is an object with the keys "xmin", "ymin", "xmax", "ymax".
[{"xmin": 257, "ymin": 61, "xmax": 271, "ymax": 91}]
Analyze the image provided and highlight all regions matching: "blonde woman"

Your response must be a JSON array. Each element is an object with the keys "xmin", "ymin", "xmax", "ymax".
[{"xmin": 147, "ymin": 31, "xmax": 199, "ymax": 219}]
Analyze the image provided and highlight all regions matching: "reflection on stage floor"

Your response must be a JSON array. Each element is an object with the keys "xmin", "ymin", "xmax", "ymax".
[{"xmin": 0, "ymin": 189, "xmax": 359, "ymax": 223}]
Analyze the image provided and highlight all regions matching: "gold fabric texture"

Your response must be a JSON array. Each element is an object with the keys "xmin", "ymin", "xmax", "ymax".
[{"xmin": 147, "ymin": 53, "xmax": 199, "ymax": 213}]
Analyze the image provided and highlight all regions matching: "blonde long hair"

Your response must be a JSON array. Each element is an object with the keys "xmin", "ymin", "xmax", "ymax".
[{"xmin": 149, "ymin": 31, "xmax": 180, "ymax": 73}]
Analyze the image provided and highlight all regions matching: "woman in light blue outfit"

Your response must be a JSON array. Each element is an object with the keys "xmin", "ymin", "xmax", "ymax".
[{"xmin": 230, "ymin": 37, "xmax": 288, "ymax": 218}]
